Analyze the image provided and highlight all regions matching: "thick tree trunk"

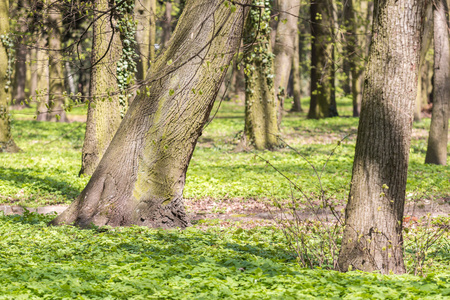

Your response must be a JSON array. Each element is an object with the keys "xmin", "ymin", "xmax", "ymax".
[
  {"xmin": 0, "ymin": 0, "xmax": 20, "ymax": 152},
  {"xmin": 290, "ymin": 32, "xmax": 302, "ymax": 112},
  {"xmin": 47, "ymin": 6, "xmax": 68, "ymax": 122},
  {"xmin": 308, "ymin": 0, "xmax": 335, "ymax": 119},
  {"xmin": 425, "ymin": 0, "xmax": 449, "ymax": 165},
  {"xmin": 161, "ymin": 0, "xmax": 172, "ymax": 48},
  {"xmin": 273, "ymin": 0, "xmax": 299, "ymax": 125},
  {"xmin": 337, "ymin": 0, "xmax": 425, "ymax": 274},
  {"xmin": 79, "ymin": 0, "xmax": 124, "ymax": 176},
  {"xmin": 50, "ymin": 0, "xmax": 250, "ymax": 228},
  {"xmin": 242, "ymin": 1, "xmax": 279, "ymax": 150},
  {"xmin": 135, "ymin": 0, "xmax": 156, "ymax": 80}
]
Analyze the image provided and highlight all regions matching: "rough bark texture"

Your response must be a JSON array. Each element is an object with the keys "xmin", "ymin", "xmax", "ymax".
[
  {"xmin": 308, "ymin": 0, "xmax": 336, "ymax": 119},
  {"xmin": 47, "ymin": 6, "xmax": 68, "ymax": 122},
  {"xmin": 0, "ymin": 0, "xmax": 20, "ymax": 152},
  {"xmin": 243, "ymin": 2, "xmax": 279, "ymax": 150},
  {"xmin": 290, "ymin": 32, "xmax": 302, "ymax": 112},
  {"xmin": 80, "ymin": 0, "xmax": 124, "ymax": 176},
  {"xmin": 338, "ymin": 0, "xmax": 425, "ymax": 274},
  {"xmin": 273, "ymin": 0, "xmax": 299, "ymax": 124},
  {"xmin": 50, "ymin": 0, "xmax": 250, "ymax": 228},
  {"xmin": 425, "ymin": 0, "xmax": 449, "ymax": 165},
  {"xmin": 135, "ymin": 0, "xmax": 156, "ymax": 80}
]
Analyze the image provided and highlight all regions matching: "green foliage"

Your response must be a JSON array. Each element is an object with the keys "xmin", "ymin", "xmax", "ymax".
[
  {"xmin": 0, "ymin": 213, "xmax": 448, "ymax": 299},
  {"xmin": 0, "ymin": 33, "xmax": 15, "ymax": 92}
]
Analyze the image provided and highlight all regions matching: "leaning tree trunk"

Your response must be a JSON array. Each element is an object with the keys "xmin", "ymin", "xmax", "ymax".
[
  {"xmin": 47, "ymin": 5, "xmax": 68, "ymax": 122},
  {"xmin": 425, "ymin": 0, "xmax": 449, "ymax": 165},
  {"xmin": 0, "ymin": 0, "xmax": 20, "ymax": 152},
  {"xmin": 308, "ymin": 0, "xmax": 335, "ymax": 119},
  {"xmin": 337, "ymin": 0, "xmax": 425, "ymax": 274},
  {"xmin": 242, "ymin": 0, "xmax": 279, "ymax": 150},
  {"xmin": 273, "ymin": 0, "xmax": 299, "ymax": 125},
  {"xmin": 79, "ymin": 0, "xmax": 124, "ymax": 176},
  {"xmin": 50, "ymin": 0, "xmax": 250, "ymax": 228}
]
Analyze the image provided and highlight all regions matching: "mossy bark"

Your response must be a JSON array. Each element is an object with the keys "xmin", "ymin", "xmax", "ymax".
[
  {"xmin": 338, "ymin": 0, "xmax": 425, "ymax": 274},
  {"xmin": 0, "ymin": 0, "xmax": 20, "ymax": 152},
  {"xmin": 47, "ymin": 5, "xmax": 67, "ymax": 122},
  {"xmin": 79, "ymin": 0, "xmax": 124, "ymax": 176},
  {"xmin": 243, "ymin": 3, "xmax": 279, "ymax": 150},
  {"xmin": 273, "ymin": 0, "xmax": 299, "ymax": 124},
  {"xmin": 425, "ymin": 0, "xmax": 449, "ymax": 165},
  {"xmin": 50, "ymin": 0, "xmax": 250, "ymax": 228},
  {"xmin": 308, "ymin": 0, "xmax": 336, "ymax": 119},
  {"xmin": 135, "ymin": 0, "xmax": 156, "ymax": 80}
]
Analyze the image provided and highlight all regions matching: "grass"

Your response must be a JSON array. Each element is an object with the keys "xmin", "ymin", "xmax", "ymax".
[
  {"xmin": 0, "ymin": 212, "xmax": 448, "ymax": 299},
  {"xmin": 1, "ymin": 97, "xmax": 448, "ymax": 206},
  {"xmin": 0, "ymin": 98, "xmax": 449, "ymax": 298}
]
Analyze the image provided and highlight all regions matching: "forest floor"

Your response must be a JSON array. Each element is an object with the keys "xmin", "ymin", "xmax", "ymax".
[{"xmin": 1, "ymin": 97, "xmax": 449, "ymax": 298}]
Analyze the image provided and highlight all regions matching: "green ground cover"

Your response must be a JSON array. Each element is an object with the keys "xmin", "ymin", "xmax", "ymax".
[
  {"xmin": 0, "ymin": 212, "xmax": 448, "ymax": 299},
  {"xmin": 1, "ymin": 98, "xmax": 448, "ymax": 206}
]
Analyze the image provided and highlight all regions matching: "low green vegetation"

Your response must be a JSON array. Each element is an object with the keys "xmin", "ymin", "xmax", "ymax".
[
  {"xmin": 0, "ymin": 212, "xmax": 448, "ymax": 299},
  {"xmin": 1, "ymin": 98, "xmax": 448, "ymax": 206}
]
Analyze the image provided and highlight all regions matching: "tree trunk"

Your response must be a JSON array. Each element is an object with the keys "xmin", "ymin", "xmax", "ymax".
[
  {"xmin": 50, "ymin": 0, "xmax": 250, "ymax": 228},
  {"xmin": 35, "ymin": 35, "xmax": 49, "ymax": 121},
  {"xmin": 242, "ymin": 0, "xmax": 279, "ymax": 150},
  {"xmin": 425, "ymin": 0, "xmax": 449, "ymax": 165},
  {"xmin": 12, "ymin": 33, "xmax": 27, "ymax": 106},
  {"xmin": 161, "ymin": 0, "xmax": 172, "ymax": 48},
  {"xmin": 135, "ymin": 0, "xmax": 156, "ymax": 80},
  {"xmin": 290, "ymin": 32, "xmax": 302, "ymax": 112},
  {"xmin": 47, "ymin": 6, "xmax": 68, "ymax": 122},
  {"xmin": 337, "ymin": 0, "xmax": 425, "ymax": 274},
  {"xmin": 0, "ymin": 0, "xmax": 20, "ymax": 152},
  {"xmin": 273, "ymin": 0, "xmax": 299, "ymax": 125},
  {"xmin": 79, "ymin": 0, "xmax": 124, "ymax": 176},
  {"xmin": 308, "ymin": 0, "xmax": 335, "ymax": 119}
]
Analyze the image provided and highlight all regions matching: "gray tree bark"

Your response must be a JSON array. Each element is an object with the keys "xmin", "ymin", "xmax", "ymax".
[
  {"xmin": 273, "ymin": 0, "xmax": 299, "ymax": 125},
  {"xmin": 79, "ymin": 0, "xmax": 124, "ymax": 176},
  {"xmin": 0, "ymin": 0, "xmax": 20, "ymax": 152},
  {"xmin": 337, "ymin": 0, "xmax": 425, "ymax": 274},
  {"xmin": 50, "ymin": 0, "xmax": 250, "ymax": 228},
  {"xmin": 135, "ymin": 0, "xmax": 156, "ymax": 80},
  {"xmin": 425, "ymin": 0, "xmax": 449, "ymax": 165}
]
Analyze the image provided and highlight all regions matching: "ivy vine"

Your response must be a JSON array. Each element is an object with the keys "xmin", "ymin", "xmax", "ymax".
[
  {"xmin": 115, "ymin": 0, "xmax": 138, "ymax": 118},
  {"xmin": 0, "ymin": 33, "xmax": 15, "ymax": 93},
  {"xmin": 242, "ymin": 0, "xmax": 274, "ymax": 91}
]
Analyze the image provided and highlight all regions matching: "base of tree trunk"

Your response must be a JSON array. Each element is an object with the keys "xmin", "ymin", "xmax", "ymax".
[{"xmin": 0, "ymin": 140, "xmax": 21, "ymax": 153}]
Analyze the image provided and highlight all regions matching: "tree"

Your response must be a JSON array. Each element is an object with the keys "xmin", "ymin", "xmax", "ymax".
[
  {"xmin": 290, "ymin": 31, "xmax": 302, "ymax": 112},
  {"xmin": 79, "ymin": 0, "xmax": 124, "ymax": 176},
  {"xmin": 338, "ymin": 0, "xmax": 425, "ymax": 274},
  {"xmin": 272, "ymin": 0, "xmax": 299, "ymax": 124},
  {"xmin": 242, "ymin": 0, "xmax": 279, "ymax": 150},
  {"xmin": 135, "ymin": 0, "xmax": 156, "ymax": 80},
  {"xmin": 50, "ymin": 0, "xmax": 250, "ymax": 228},
  {"xmin": 161, "ymin": 0, "xmax": 172, "ymax": 48},
  {"xmin": 425, "ymin": 0, "xmax": 449, "ymax": 165},
  {"xmin": 308, "ymin": 0, "xmax": 337, "ymax": 119},
  {"xmin": 0, "ymin": 0, "xmax": 20, "ymax": 152}
]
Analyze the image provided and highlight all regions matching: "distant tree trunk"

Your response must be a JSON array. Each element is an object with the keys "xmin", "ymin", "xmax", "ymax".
[
  {"xmin": 79, "ymin": 0, "xmax": 124, "ymax": 176},
  {"xmin": 35, "ymin": 36, "xmax": 49, "ymax": 121},
  {"xmin": 338, "ymin": 0, "xmax": 425, "ymax": 274},
  {"xmin": 135, "ymin": 0, "xmax": 156, "ymax": 80},
  {"xmin": 308, "ymin": 0, "xmax": 335, "ymax": 119},
  {"xmin": 0, "ymin": 0, "xmax": 20, "ymax": 152},
  {"xmin": 242, "ymin": 1, "xmax": 279, "ymax": 150},
  {"xmin": 415, "ymin": 4, "xmax": 433, "ymax": 121},
  {"xmin": 47, "ymin": 6, "xmax": 68, "ymax": 122},
  {"xmin": 290, "ymin": 32, "xmax": 302, "ymax": 112},
  {"xmin": 30, "ymin": 47, "xmax": 38, "ymax": 101},
  {"xmin": 425, "ymin": 0, "xmax": 449, "ymax": 165},
  {"xmin": 161, "ymin": 0, "xmax": 172, "ymax": 48},
  {"xmin": 230, "ymin": 62, "xmax": 245, "ymax": 104},
  {"xmin": 50, "ymin": 0, "xmax": 250, "ymax": 228},
  {"xmin": 273, "ymin": 0, "xmax": 299, "ymax": 125},
  {"xmin": 12, "ymin": 37, "xmax": 27, "ymax": 106}
]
